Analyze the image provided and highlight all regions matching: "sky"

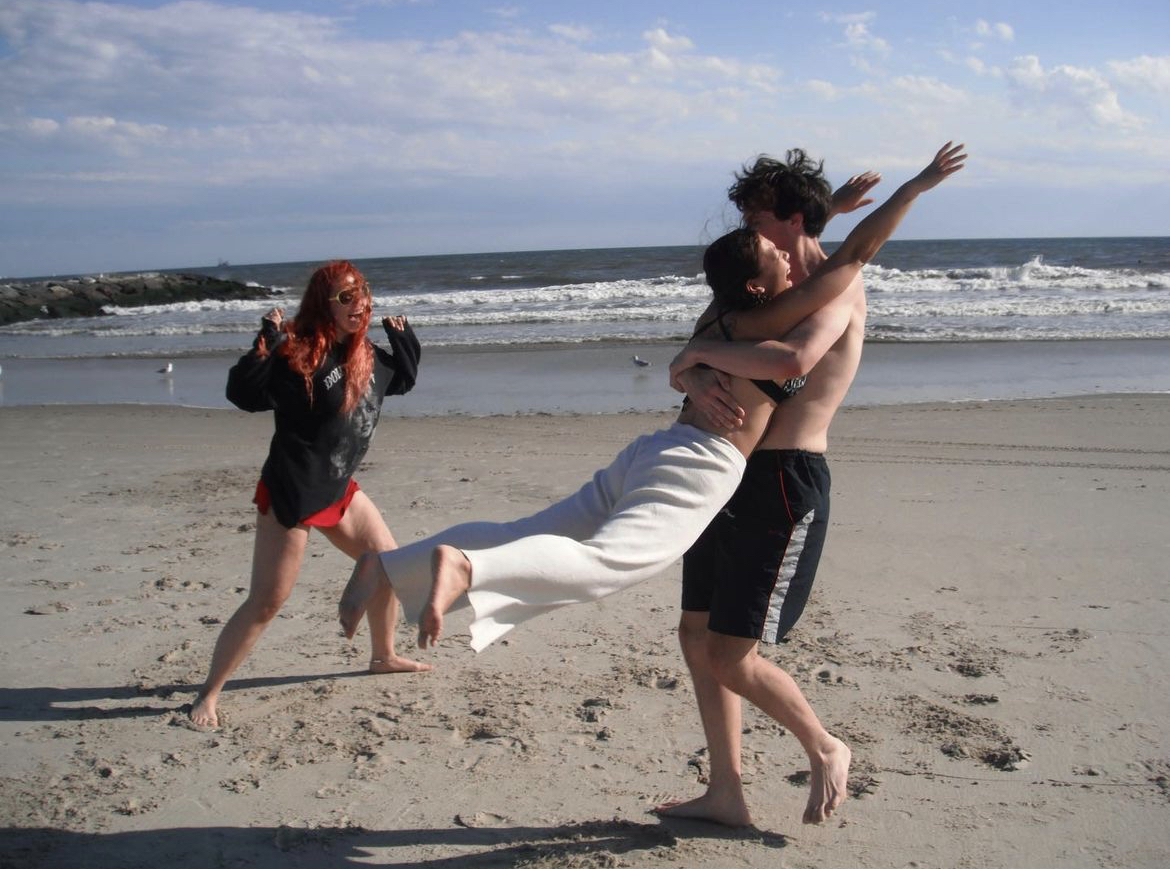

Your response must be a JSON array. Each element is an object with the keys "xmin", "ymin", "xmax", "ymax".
[{"xmin": 1, "ymin": 0, "xmax": 1168, "ymax": 277}]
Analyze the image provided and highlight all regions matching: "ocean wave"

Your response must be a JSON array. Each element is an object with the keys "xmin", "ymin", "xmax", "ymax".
[
  {"xmin": 5, "ymin": 246, "xmax": 1170, "ymax": 353},
  {"xmin": 0, "ymin": 322, "xmax": 260, "ymax": 338},
  {"xmin": 101, "ymin": 297, "xmax": 279, "ymax": 316},
  {"xmin": 865, "ymin": 324, "xmax": 1170, "ymax": 341},
  {"xmin": 865, "ymin": 258, "xmax": 1170, "ymax": 294},
  {"xmin": 386, "ymin": 275, "xmax": 706, "ymax": 308},
  {"xmin": 871, "ymin": 296, "xmax": 1170, "ymax": 319}
]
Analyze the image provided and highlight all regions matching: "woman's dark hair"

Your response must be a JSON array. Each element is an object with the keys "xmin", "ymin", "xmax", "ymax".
[
  {"xmin": 703, "ymin": 228, "xmax": 762, "ymax": 311},
  {"xmin": 728, "ymin": 148, "xmax": 833, "ymax": 237}
]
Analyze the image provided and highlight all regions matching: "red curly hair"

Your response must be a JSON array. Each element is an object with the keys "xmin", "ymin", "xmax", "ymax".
[{"xmin": 260, "ymin": 260, "xmax": 374, "ymax": 414}]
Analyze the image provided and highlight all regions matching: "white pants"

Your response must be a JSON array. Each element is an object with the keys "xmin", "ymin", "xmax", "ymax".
[{"xmin": 378, "ymin": 422, "xmax": 745, "ymax": 651}]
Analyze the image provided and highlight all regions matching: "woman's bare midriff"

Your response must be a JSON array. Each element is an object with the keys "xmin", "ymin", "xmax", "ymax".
[{"xmin": 677, "ymin": 377, "xmax": 776, "ymax": 459}]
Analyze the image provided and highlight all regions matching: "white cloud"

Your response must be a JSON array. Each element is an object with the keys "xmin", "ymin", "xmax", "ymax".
[
  {"xmin": 549, "ymin": 23, "xmax": 593, "ymax": 43},
  {"xmin": 889, "ymin": 76, "xmax": 967, "ymax": 104},
  {"xmin": 1008, "ymin": 55, "xmax": 1142, "ymax": 129},
  {"xmin": 643, "ymin": 28, "xmax": 694, "ymax": 53},
  {"xmin": 342, "ymin": 0, "xmax": 432, "ymax": 7},
  {"xmin": 1108, "ymin": 55, "xmax": 1170, "ymax": 93},
  {"xmin": 818, "ymin": 11, "xmax": 889, "ymax": 56},
  {"xmin": 849, "ymin": 54, "xmax": 879, "ymax": 76},
  {"xmin": 844, "ymin": 20, "xmax": 889, "ymax": 54},
  {"xmin": 10, "ymin": 116, "xmax": 61, "ymax": 136},
  {"xmin": 0, "ymin": 1, "xmax": 1167, "ymax": 274},
  {"xmin": 975, "ymin": 19, "xmax": 1014, "ymax": 42},
  {"xmin": 805, "ymin": 79, "xmax": 839, "ymax": 100},
  {"xmin": 0, "ymin": 1, "xmax": 787, "ymax": 194},
  {"xmin": 820, "ymin": 11, "xmax": 875, "ymax": 25}
]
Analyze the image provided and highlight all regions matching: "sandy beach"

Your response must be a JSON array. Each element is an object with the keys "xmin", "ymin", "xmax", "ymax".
[{"xmin": 2, "ymin": 398, "xmax": 1169, "ymax": 868}]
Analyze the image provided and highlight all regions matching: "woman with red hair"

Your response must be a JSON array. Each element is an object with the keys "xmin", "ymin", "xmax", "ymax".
[{"xmin": 190, "ymin": 260, "xmax": 427, "ymax": 728}]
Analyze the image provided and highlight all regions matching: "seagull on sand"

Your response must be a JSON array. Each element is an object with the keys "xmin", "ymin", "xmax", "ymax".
[
  {"xmin": 158, "ymin": 362, "xmax": 173, "ymax": 375},
  {"xmin": 631, "ymin": 355, "xmax": 651, "ymax": 368}
]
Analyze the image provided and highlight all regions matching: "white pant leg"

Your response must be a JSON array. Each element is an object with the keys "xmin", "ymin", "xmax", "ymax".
[
  {"xmin": 465, "ymin": 423, "xmax": 745, "ymax": 651},
  {"xmin": 377, "ymin": 436, "xmax": 642, "ymax": 622}
]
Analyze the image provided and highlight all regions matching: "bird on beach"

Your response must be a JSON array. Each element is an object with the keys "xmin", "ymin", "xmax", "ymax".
[
  {"xmin": 158, "ymin": 362, "xmax": 173, "ymax": 375},
  {"xmin": 631, "ymin": 355, "xmax": 651, "ymax": 368}
]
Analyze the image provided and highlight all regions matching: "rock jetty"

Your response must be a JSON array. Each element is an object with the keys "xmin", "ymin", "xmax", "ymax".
[{"xmin": 0, "ymin": 273, "xmax": 276, "ymax": 326}]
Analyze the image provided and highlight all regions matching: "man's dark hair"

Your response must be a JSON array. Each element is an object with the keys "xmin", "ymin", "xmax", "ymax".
[
  {"xmin": 728, "ymin": 148, "xmax": 833, "ymax": 237},
  {"xmin": 703, "ymin": 228, "xmax": 762, "ymax": 312}
]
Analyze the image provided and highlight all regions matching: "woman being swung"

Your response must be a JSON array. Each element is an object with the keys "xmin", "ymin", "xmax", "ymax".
[{"xmin": 190, "ymin": 260, "xmax": 428, "ymax": 729}]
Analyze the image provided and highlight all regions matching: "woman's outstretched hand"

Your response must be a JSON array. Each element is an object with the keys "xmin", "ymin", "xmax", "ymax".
[
  {"xmin": 382, "ymin": 315, "xmax": 408, "ymax": 332},
  {"xmin": 910, "ymin": 142, "xmax": 967, "ymax": 193}
]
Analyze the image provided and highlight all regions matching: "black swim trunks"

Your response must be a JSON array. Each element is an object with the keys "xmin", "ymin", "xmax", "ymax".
[{"xmin": 681, "ymin": 449, "xmax": 830, "ymax": 643}]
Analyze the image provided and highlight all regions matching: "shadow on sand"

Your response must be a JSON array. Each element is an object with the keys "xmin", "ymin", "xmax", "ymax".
[
  {"xmin": 2, "ymin": 816, "xmax": 787, "ymax": 868},
  {"xmin": 0, "ymin": 671, "xmax": 368, "ymax": 723}
]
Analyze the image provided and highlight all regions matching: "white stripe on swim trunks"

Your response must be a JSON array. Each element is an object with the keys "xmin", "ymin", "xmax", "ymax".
[{"xmin": 762, "ymin": 508, "xmax": 815, "ymax": 643}]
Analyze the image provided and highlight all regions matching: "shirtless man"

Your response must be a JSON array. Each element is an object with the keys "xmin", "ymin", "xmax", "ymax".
[
  {"xmin": 655, "ymin": 148, "xmax": 895, "ymax": 827},
  {"xmin": 342, "ymin": 147, "xmax": 963, "ymax": 822},
  {"xmin": 411, "ymin": 146, "xmax": 962, "ymax": 655}
]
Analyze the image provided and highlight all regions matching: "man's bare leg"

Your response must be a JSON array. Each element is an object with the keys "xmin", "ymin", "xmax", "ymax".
[
  {"xmin": 801, "ymin": 733, "xmax": 851, "ymax": 825},
  {"xmin": 655, "ymin": 611, "xmax": 752, "ymax": 826},
  {"xmin": 706, "ymin": 632, "xmax": 851, "ymax": 825},
  {"xmin": 419, "ymin": 544, "xmax": 471, "ymax": 648}
]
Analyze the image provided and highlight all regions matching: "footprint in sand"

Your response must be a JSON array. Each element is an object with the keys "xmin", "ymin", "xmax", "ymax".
[
  {"xmin": 221, "ymin": 776, "xmax": 260, "ymax": 793},
  {"xmin": 455, "ymin": 811, "xmax": 510, "ymax": 828},
  {"xmin": 577, "ymin": 698, "xmax": 612, "ymax": 723},
  {"xmin": 157, "ymin": 640, "xmax": 195, "ymax": 663},
  {"xmin": 24, "ymin": 601, "xmax": 71, "ymax": 614}
]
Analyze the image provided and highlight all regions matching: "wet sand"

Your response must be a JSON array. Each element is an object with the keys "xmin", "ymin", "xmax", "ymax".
[
  {"xmin": 2, "ymin": 337, "xmax": 1169, "ymax": 414},
  {"xmin": 1, "ymin": 398, "xmax": 1169, "ymax": 868}
]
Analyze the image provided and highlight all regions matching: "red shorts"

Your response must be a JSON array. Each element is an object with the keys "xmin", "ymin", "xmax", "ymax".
[{"xmin": 253, "ymin": 478, "xmax": 360, "ymax": 528}]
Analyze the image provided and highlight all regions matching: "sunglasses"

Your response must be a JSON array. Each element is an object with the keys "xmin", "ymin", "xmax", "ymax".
[{"xmin": 327, "ymin": 286, "xmax": 371, "ymax": 306}]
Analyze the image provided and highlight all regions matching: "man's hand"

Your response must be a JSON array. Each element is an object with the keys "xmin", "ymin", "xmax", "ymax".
[
  {"xmin": 669, "ymin": 344, "xmax": 702, "ymax": 391},
  {"xmin": 675, "ymin": 367, "xmax": 745, "ymax": 430},
  {"xmin": 830, "ymin": 171, "xmax": 881, "ymax": 217}
]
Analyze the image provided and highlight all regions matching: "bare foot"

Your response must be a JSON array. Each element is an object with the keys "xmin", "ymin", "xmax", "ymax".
[
  {"xmin": 338, "ymin": 553, "xmax": 384, "ymax": 639},
  {"xmin": 188, "ymin": 693, "xmax": 219, "ymax": 729},
  {"xmin": 418, "ymin": 545, "xmax": 471, "ymax": 649},
  {"xmin": 654, "ymin": 788, "xmax": 752, "ymax": 827},
  {"xmin": 368, "ymin": 655, "xmax": 433, "ymax": 674},
  {"xmin": 803, "ymin": 734, "xmax": 851, "ymax": 824}
]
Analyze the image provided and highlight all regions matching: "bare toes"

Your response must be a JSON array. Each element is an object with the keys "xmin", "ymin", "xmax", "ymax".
[{"xmin": 369, "ymin": 657, "xmax": 433, "ymax": 674}]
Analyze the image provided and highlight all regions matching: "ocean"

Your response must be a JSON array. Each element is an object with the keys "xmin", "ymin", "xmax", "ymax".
[{"xmin": 2, "ymin": 236, "xmax": 1169, "ymax": 414}]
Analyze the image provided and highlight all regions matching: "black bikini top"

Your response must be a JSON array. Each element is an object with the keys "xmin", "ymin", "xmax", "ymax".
[{"xmin": 709, "ymin": 311, "xmax": 806, "ymax": 405}]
